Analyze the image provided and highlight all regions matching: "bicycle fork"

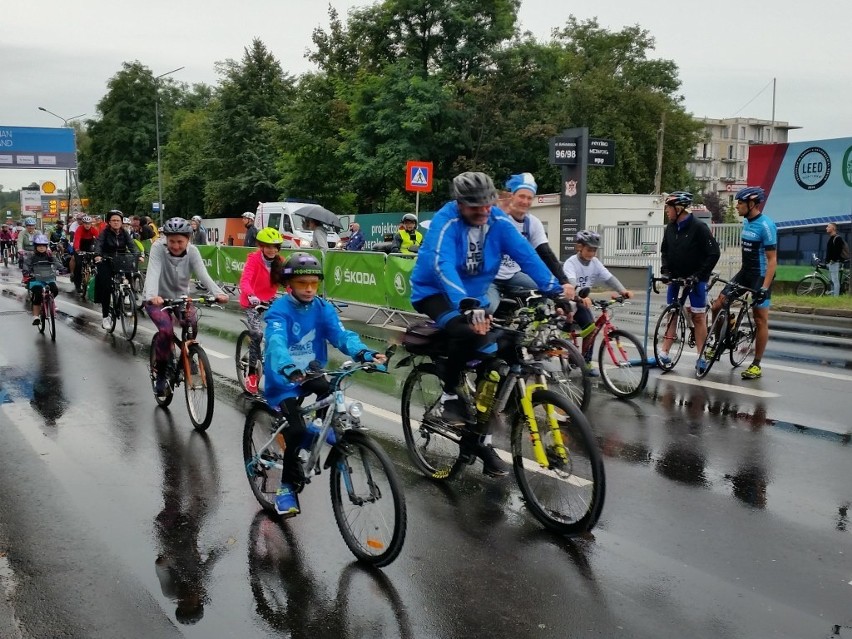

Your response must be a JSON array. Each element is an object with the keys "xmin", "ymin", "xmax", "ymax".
[{"xmin": 518, "ymin": 376, "xmax": 568, "ymax": 468}]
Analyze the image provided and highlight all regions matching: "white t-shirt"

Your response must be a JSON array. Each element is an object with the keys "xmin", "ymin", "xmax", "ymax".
[
  {"xmin": 562, "ymin": 255, "xmax": 613, "ymax": 288},
  {"xmin": 68, "ymin": 221, "xmax": 79, "ymax": 235},
  {"xmin": 496, "ymin": 213, "xmax": 548, "ymax": 280},
  {"xmin": 466, "ymin": 225, "xmax": 486, "ymax": 275}
]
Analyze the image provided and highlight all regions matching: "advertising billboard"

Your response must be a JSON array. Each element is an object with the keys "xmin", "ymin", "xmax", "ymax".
[
  {"xmin": 748, "ymin": 137, "xmax": 852, "ymax": 225},
  {"xmin": 0, "ymin": 126, "xmax": 77, "ymax": 170}
]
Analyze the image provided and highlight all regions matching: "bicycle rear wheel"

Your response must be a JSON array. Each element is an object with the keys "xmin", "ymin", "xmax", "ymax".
[
  {"xmin": 243, "ymin": 404, "xmax": 287, "ymax": 513},
  {"xmin": 511, "ymin": 389, "xmax": 605, "ymax": 535},
  {"xmin": 149, "ymin": 335, "xmax": 174, "ymax": 407},
  {"xmin": 185, "ymin": 344, "xmax": 214, "ymax": 431},
  {"xmin": 119, "ymin": 284, "xmax": 137, "ymax": 340},
  {"xmin": 653, "ymin": 305, "xmax": 686, "ymax": 371},
  {"xmin": 400, "ymin": 363, "xmax": 465, "ymax": 481},
  {"xmin": 697, "ymin": 310, "xmax": 727, "ymax": 379},
  {"xmin": 235, "ymin": 330, "xmax": 262, "ymax": 394},
  {"xmin": 796, "ymin": 275, "xmax": 825, "ymax": 296},
  {"xmin": 729, "ymin": 304, "xmax": 756, "ymax": 367},
  {"xmin": 46, "ymin": 296, "xmax": 56, "ymax": 342},
  {"xmin": 542, "ymin": 338, "xmax": 591, "ymax": 410},
  {"xmin": 329, "ymin": 431, "xmax": 407, "ymax": 567},
  {"xmin": 598, "ymin": 329, "xmax": 648, "ymax": 399}
]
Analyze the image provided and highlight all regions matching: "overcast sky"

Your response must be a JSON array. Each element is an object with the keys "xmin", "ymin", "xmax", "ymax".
[{"xmin": 2, "ymin": 0, "xmax": 849, "ymax": 191}]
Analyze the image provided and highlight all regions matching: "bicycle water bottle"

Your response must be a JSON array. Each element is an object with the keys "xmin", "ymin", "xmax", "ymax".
[
  {"xmin": 306, "ymin": 417, "xmax": 336, "ymax": 445},
  {"xmin": 475, "ymin": 361, "xmax": 507, "ymax": 427}
]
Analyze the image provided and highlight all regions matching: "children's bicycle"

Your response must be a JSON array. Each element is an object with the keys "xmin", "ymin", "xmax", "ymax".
[
  {"xmin": 147, "ymin": 296, "xmax": 219, "ymax": 430},
  {"xmin": 696, "ymin": 278, "xmax": 757, "ymax": 379},
  {"xmin": 242, "ymin": 349, "xmax": 407, "ymax": 567},
  {"xmin": 235, "ymin": 302, "xmax": 270, "ymax": 394},
  {"xmin": 399, "ymin": 323, "xmax": 605, "ymax": 536},
  {"xmin": 28, "ymin": 264, "xmax": 58, "ymax": 342}
]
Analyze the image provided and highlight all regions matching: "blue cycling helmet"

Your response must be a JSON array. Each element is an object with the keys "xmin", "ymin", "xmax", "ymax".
[
  {"xmin": 734, "ymin": 186, "xmax": 765, "ymax": 204},
  {"xmin": 664, "ymin": 191, "xmax": 693, "ymax": 207},
  {"xmin": 25, "ymin": 217, "xmax": 36, "ymax": 226},
  {"xmin": 33, "ymin": 234, "xmax": 49, "ymax": 245}
]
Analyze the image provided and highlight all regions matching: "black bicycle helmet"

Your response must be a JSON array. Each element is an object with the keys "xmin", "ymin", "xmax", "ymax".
[
  {"xmin": 282, "ymin": 252, "xmax": 324, "ymax": 279},
  {"xmin": 162, "ymin": 217, "xmax": 193, "ymax": 235},
  {"xmin": 734, "ymin": 186, "xmax": 765, "ymax": 204},
  {"xmin": 664, "ymin": 191, "xmax": 693, "ymax": 207},
  {"xmin": 452, "ymin": 172, "xmax": 498, "ymax": 207},
  {"xmin": 575, "ymin": 230, "xmax": 601, "ymax": 248}
]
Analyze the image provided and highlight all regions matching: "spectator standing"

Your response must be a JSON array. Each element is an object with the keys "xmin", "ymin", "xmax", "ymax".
[{"xmin": 825, "ymin": 223, "xmax": 849, "ymax": 295}]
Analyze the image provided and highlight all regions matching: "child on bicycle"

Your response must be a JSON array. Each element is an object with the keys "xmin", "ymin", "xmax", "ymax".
[
  {"xmin": 562, "ymin": 230, "xmax": 633, "ymax": 374},
  {"xmin": 23, "ymin": 234, "xmax": 62, "ymax": 326},
  {"xmin": 263, "ymin": 252, "xmax": 386, "ymax": 517},
  {"xmin": 143, "ymin": 217, "xmax": 229, "ymax": 395},
  {"xmin": 238, "ymin": 227, "xmax": 285, "ymax": 394}
]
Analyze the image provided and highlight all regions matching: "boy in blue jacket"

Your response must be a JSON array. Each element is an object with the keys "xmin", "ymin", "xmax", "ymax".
[
  {"xmin": 409, "ymin": 172, "xmax": 573, "ymax": 477},
  {"xmin": 263, "ymin": 252, "xmax": 385, "ymax": 516}
]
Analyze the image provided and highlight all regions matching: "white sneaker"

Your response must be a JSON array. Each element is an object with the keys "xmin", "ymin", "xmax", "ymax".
[{"xmin": 101, "ymin": 317, "xmax": 112, "ymax": 329}]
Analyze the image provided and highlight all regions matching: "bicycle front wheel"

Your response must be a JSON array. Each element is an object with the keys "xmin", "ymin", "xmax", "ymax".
[
  {"xmin": 796, "ymin": 275, "xmax": 825, "ymax": 296},
  {"xmin": 119, "ymin": 284, "xmax": 137, "ymax": 340},
  {"xmin": 697, "ymin": 310, "xmax": 727, "ymax": 379},
  {"xmin": 598, "ymin": 329, "xmax": 648, "ymax": 399},
  {"xmin": 235, "ymin": 330, "xmax": 261, "ymax": 394},
  {"xmin": 729, "ymin": 304, "xmax": 756, "ymax": 367},
  {"xmin": 400, "ymin": 363, "xmax": 465, "ymax": 481},
  {"xmin": 329, "ymin": 431, "xmax": 407, "ymax": 567},
  {"xmin": 653, "ymin": 305, "xmax": 686, "ymax": 371},
  {"xmin": 185, "ymin": 344, "xmax": 214, "ymax": 431},
  {"xmin": 46, "ymin": 297, "xmax": 56, "ymax": 341},
  {"xmin": 543, "ymin": 338, "xmax": 591, "ymax": 411},
  {"xmin": 37, "ymin": 304, "xmax": 46, "ymax": 334},
  {"xmin": 149, "ymin": 335, "xmax": 174, "ymax": 407},
  {"xmin": 243, "ymin": 404, "xmax": 287, "ymax": 513},
  {"xmin": 511, "ymin": 389, "xmax": 605, "ymax": 535}
]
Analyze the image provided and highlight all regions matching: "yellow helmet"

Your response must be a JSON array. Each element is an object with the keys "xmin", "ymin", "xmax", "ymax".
[{"xmin": 256, "ymin": 227, "xmax": 284, "ymax": 245}]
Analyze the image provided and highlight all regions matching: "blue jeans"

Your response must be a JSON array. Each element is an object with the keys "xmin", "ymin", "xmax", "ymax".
[
  {"xmin": 486, "ymin": 272, "xmax": 538, "ymax": 314},
  {"xmin": 828, "ymin": 262, "xmax": 841, "ymax": 296}
]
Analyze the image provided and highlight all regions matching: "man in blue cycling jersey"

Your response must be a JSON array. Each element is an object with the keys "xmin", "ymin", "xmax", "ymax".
[
  {"xmin": 410, "ymin": 171, "xmax": 572, "ymax": 477},
  {"xmin": 710, "ymin": 186, "xmax": 776, "ymax": 380}
]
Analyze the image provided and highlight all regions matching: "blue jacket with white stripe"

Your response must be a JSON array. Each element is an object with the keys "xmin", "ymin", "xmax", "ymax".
[{"xmin": 410, "ymin": 201, "xmax": 561, "ymax": 326}]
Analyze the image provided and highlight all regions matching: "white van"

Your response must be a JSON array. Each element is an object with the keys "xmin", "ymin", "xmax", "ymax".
[{"xmin": 255, "ymin": 202, "xmax": 343, "ymax": 249}]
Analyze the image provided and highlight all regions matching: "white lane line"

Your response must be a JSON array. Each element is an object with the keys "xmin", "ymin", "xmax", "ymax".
[
  {"xmin": 677, "ymin": 350, "xmax": 852, "ymax": 382},
  {"xmin": 659, "ymin": 374, "xmax": 781, "ymax": 398}
]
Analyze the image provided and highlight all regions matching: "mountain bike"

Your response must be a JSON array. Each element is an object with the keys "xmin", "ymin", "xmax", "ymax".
[
  {"xmin": 76, "ymin": 251, "xmax": 95, "ymax": 298},
  {"xmin": 1, "ymin": 241, "xmax": 14, "ymax": 268},
  {"xmin": 566, "ymin": 295, "xmax": 648, "ymax": 399},
  {"xmin": 796, "ymin": 253, "xmax": 849, "ymax": 296},
  {"xmin": 696, "ymin": 278, "xmax": 758, "ymax": 379},
  {"xmin": 494, "ymin": 293, "xmax": 591, "ymax": 410},
  {"xmin": 104, "ymin": 253, "xmax": 140, "ymax": 340},
  {"xmin": 147, "ymin": 297, "xmax": 219, "ymax": 430},
  {"xmin": 235, "ymin": 302, "xmax": 270, "ymax": 395},
  {"xmin": 28, "ymin": 264, "xmax": 58, "ymax": 342},
  {"xmin": 399, "ymin": 321, "xmax": 605, "ymax": 536},
  {"xmin": 651, "ymin": 273, "xmax": 720, "ymax": 372},
  {"xmin": 243, "ymin": 349, "xmax": 406, "ymax": 567}
]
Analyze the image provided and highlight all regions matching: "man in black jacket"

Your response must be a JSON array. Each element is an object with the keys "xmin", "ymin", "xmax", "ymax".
[
  {"xmin": 825, "ymin": 223, "xmax": 849, "ymax": 296},
  {"xmin": 659, "ymin": 191, "xmax": 721, "ymax": 371}
]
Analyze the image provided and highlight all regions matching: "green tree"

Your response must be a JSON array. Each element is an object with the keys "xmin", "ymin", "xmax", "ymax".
[{"xmin": 204, "ymin": 39, "xmax": 294, "ymax": 215}]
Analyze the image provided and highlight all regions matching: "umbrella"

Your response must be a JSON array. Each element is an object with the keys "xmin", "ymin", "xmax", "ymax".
[{"xmin": 294, "ymin": 204, "xmax": 343, "ymax": 231}]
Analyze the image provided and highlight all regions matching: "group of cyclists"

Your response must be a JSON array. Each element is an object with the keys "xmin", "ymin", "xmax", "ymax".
[{"xmin": 5, "ymin": 172, "xmax": 776, "ymax": 519}]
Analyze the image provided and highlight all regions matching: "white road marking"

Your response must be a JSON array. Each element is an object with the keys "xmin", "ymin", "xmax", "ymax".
[
  {"xmin": 659, "ymin": 374, "xmax": 781, "ymax": 398},
  {"xmin": 677, "ymin": 350, "xmax": 852, "ymax": 383}
]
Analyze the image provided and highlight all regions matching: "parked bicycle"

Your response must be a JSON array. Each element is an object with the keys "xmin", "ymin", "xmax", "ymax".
[
  {"xmin": 796, "ymin": 253, "xmax": 849, "ymax": 296},
  {"xmin": 243, "ymin": 349, "xmax": 406, "ymax": 567},
  {"xmin": 235, "ymin": 302, "xmax": 270, "ymax": 395},
  {"xmin": 104, "ymin": 253, "xmax": 140, "ymax": 340},
  {"xmin": 696, "ymin": 278, "xmax": 758, "ymax": 380},
  {"xmin": 651, "ymin": 273, "xmax": 720, "ymax": 372},
  {"xmin": 147, "ymin": 296, "xmax": 219, "ymax": 430},
  {"xmin": 28, "ymin": 263, "xmax": 58, "ymax": 342},
  {"xmin": 399, "ymin": 319, "xmax": 605, "ymax": 536}
]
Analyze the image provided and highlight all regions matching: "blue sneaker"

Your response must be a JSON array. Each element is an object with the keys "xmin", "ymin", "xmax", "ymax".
[
  {"xmin": 584, "ymin": 362, "xmax": 600, "ymax": 378},
  {"xmin": 658, "ymin": 352, "xmax": 671, "ymax": 366},
  {"xmin": 274, "ymin": 484, "xmax": 300, "ymax": 517},
  {"xmin": 695, "ymin": 358, "xmax": 707, "ymax": 375}
]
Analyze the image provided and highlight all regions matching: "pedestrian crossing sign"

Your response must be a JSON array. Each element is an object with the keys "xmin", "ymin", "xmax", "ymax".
[{"xmin": 405, "ymin": 160, "xmax": 433, "ymax": 193}]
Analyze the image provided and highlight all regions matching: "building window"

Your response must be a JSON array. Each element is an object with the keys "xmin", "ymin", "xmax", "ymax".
[
  {"xmin": 739, "ymin": 126, "xmax": 746, "ymax": 139},
  {"xmin": 739, "ymin": 145, "xmax": 745, "ymax": 159},
  {"xmin": 723, "ymin": 127, "xmax": 729, "ymax": 139},
  {"xmin": 728, "ymin": 145, "xmax": 734, "ymax": 159},
  {"xmin": 739, "ymin": 164, "xmax": 745, "ymax": 178}
]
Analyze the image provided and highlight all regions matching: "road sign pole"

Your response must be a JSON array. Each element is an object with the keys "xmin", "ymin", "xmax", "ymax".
[{"xmin": 415, "ymin": 192, "xmax": 420, "ymax": 217}]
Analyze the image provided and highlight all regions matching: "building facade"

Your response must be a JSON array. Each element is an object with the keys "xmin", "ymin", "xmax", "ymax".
[{"xmin": 687, "ymin": 117, "xmax": 801, "ymax": 202}]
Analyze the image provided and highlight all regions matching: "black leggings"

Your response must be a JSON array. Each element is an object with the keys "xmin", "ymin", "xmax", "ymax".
[
  {"xmin": 412, "ymin": 294, "xmax": 495, "ymax": 392},
  {"xmin": 277, "ymin": 376, "xmax": 331, "ymax": 484}
]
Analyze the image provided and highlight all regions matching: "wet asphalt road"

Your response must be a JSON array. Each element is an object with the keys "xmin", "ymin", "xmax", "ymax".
[{"xmin": 0, "ymin": 272, "xmax": 850, "ymax": 639}]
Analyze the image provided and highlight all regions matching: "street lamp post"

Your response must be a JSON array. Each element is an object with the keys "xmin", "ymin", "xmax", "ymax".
[
  {"xmin": 154, "ymin": 66, "xmax": 184, "ymax": 227},
  {"xmin": 37, "ymin": 107, "xmax": 86, "ymax": 225}
]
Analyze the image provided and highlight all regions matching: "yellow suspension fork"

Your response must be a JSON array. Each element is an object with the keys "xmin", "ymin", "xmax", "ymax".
[{"xmin": 519, "ymin": 377, "xmax": 568, "ymax": 467}]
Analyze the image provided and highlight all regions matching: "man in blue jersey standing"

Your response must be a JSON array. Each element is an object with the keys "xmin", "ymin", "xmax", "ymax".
[{"xmin": 709, "ymin": 186, "xmax": 776, "ymax": 380}]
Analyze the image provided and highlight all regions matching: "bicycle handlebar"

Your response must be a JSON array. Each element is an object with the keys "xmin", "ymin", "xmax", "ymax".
[{"xmin": 158, "ymin": 296, "xmax": 220, "ymax": 308}]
